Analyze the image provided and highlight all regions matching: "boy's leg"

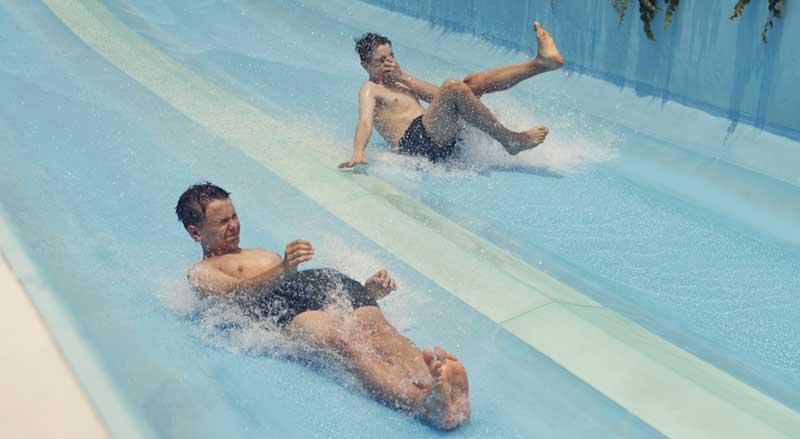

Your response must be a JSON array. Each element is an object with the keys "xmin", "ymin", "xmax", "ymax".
[
  {"xmin": 286, "ymin": 308, "xmax": 469, "ymax": 430},
  {"xmin": 423, "ymin": 78, "xmax": 548, "ymax": 155},
  {"xmin": 351, "ymin": 306, "xmax": 432, "ymax": 388},
  {"xmin": 463, "ymin": 22, "xmax": 563, "ymax": 98},
  {"xmin": 286, "ymin": 310, "xmax": 423, "ymax": 406},
  {"xmin": 350, "ymin": 307, "xmax": 470, "ymax": 430}
]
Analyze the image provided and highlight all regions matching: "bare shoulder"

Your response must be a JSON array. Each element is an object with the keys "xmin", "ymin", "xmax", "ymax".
[
  {"xmin": 360, "ymin": 80, "xmax": 376, "ymax": 92},
  {"xmin": 188, "ymin": 259, "xmax": 214, "ymax": 275},
  {"xmin": 359, "ymin": 80, "xmax": 379, "ymax": 99},
  {"xmin": 186, "ymin": 259, "xmax": 218, "ymax": 287}
]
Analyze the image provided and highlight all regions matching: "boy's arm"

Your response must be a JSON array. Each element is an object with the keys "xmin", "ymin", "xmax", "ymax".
[
  {"xmin": 395, "ymin": 65, "xmax": 440, "ymax": 103},
  {"xmin": 188, "ymin": 241, "xmax": 314, "ymax": 305},
  {"xmin": 338, "ymin": 83, "xmax": 376, "ymax": 169},
  {"xmin": 188, "ymin": 258, "xmax": 289, "ymax": 305}
]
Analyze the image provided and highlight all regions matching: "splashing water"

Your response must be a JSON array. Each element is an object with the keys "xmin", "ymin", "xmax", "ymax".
[
  {"xmin": 458, "ymin": 94, "xmax": 618, "ymax": 174},
  {"xmin": 366, "ymin": 93, "xmax": 617, "ymax": 179},
  {"xmin": 155, "ymin": 264, "xmax": 425, "ymax": 402},
  {"xmin": 156, "ymin": 236, "xmax": 428, "ymax": 357}
]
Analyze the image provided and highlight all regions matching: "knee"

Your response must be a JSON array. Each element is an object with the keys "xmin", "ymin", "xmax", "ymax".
[
  {"xmin": 462, "ymin": 72, "xmax": 478, "ymax": 88},
  {"xmin": 441, "ymin": 78, "xmax": 469, "ymax": 94}
]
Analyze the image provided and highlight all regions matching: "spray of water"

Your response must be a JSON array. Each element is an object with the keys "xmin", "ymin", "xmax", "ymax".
[
  {"xmin": 156, "ymin": 248, "xmax": 433, "ymax": 402},
  {"xmin": 156, "ymin": 236, "xmax": 427, "ymax": 357},
  {"xmin": 457, "ymin": 94, "xmax": 618, "ymax": 174},
  {"xmin": 345, "ymin": 93, "xmax": 617, "ymax": 180}
]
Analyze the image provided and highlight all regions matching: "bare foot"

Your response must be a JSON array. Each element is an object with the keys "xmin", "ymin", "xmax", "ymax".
[
  {"xmin": 505, "ymin": 126, "xmax": 549, "ymax": 155},
  {"xmin": 435, "ymin": 348, "xmax": 470, "ymax": 429},
  {"xmin": 422, "ymin": 348, "xmax": 435, "ymax": 371},
  {"xmin": 533, "ymin": 22, "xmax": 564, "ymax": 71},
  {"xmin": 420, "ymin": 347, "xmax": 470, "ymax": 430},
  {"xmin": 421, "ymin": 349, "xmax": 451, "ymax": 428}
]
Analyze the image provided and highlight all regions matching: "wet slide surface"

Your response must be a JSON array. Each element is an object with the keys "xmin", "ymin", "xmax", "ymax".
[
  {"xmin": 97, "ymin": 0, "xmax": 800, "ymax": 404},
  {"xmin": 1, "ymin": 0, "xmax": 798, "ymax": 437},
  {"xmin": 0, "ymin": 1, "xmax": 664, "ymax": 437}
]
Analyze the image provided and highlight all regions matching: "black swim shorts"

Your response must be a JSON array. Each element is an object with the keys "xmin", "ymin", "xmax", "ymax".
[
  {"xmin": 398, "ymin": 115, "xmax": 458, "ymax": 163},
  {"xmin": 256, "ymin": 269, "xmax": 378, "ymax": 328}
]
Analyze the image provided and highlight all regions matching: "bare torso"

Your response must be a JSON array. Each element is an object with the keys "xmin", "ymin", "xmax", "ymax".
[
  {"xmin": 195, "ymin": 248, "xmax": 282, "ymax": 283},
  {"xmin": 368, "ymin": 81, "xmax": 425, "ymax": 147}
]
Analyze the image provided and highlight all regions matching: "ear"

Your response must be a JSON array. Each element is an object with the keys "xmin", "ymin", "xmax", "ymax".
[
  {"xmin": 186, "ymin": 225, "xmax": 202, "ymax": 242},
  {"xmin": 361, "ymin": 60, "xmax": 369, "ymax": 70}
]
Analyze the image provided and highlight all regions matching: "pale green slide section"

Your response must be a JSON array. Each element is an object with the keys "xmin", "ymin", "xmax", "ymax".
[{"xmin": 43, "ymin": 1, "xmax": 800, "ymax": 437}]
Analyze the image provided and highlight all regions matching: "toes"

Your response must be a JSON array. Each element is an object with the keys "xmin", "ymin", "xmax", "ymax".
[
  {"xmin": 534, "ymin": 22, "xmax": 548, "ymax": 38},
  {"xmin": 433, "ymin": 360, "xmax": 444, "ymax": 378},
  {"xmin": 435, "ymin": 347, "xmax": 461, "ymax": 364},
  {"xmin": 423, "ymin": 348, "xmax": 435, "ymax": 370}
]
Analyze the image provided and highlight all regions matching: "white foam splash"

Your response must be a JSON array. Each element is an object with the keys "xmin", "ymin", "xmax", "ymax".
[
  {"xmin": 364, "ymin": 93, "xmax": 617, "ymax": 179},
  {"xmin": 313, "ymin": 236, "xmax": 386, "ymax": 280},
  {"xmin": 312, "ymin": 236, "xmax": 430, "ymax": 333},
  {"xmin": 155, "ymin": 276, "xmax": 287, "ymax": 354},
  {"xmin": 458, "ymin": 94, "xmax": 618, "ymax": 174},
  {"xmin": 156, "ymin": 237, "xmax": 427, "ymax": 354},
  {"xmin": 155, "ymin": 276, "xmax": 202, "ymax": 317}
]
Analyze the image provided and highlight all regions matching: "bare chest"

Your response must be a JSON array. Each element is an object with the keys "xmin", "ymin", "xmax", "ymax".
[
  {"xmin": 372, "ymin": 86, "xmax": 424, "ymax": 143},
  {"xmin": 375, "ymin": 86, "xmax": 421, "ymax": 114},
  {"xmin": 214, "ymin": 251, "xmax": 281, "ymax": 280}
]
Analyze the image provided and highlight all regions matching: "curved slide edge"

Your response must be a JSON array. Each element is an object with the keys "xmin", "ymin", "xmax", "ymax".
[
  {"xmin": 37, "ymin": 1, "xmax": 800, "ymax": 437},
  {"xmin": 0, "ymin": 204, "xmax": 152, "ymax": 438}
]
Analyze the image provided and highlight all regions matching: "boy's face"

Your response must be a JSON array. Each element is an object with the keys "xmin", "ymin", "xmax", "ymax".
[
  {"xmin": 363, "ymin": 43, "xmax": 396, "ymax": 81},
  {"xmin": 188, "ymin": 198, "xmax": 240, "ymax": 254}
]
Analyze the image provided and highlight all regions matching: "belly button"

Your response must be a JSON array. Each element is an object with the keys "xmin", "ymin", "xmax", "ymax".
[{"xmin": 238, "ymin": 266, "xmax": 244, "ymax": 273}]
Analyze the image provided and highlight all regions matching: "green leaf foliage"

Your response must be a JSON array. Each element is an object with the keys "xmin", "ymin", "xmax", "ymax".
[
  {"xmin": 761, "ymin": 0, "xmax": 784, "ymax": 43},
  {"xmin": 639, "ymin": 0, "xmax": 657, "ymax": 40},
  {"xmin": 729, "ymin": 0, "xmax": 752, "ymax": 20},
  {"xmin": 664, "ymin": 0, "xmax": 680, "ymax": 31},
  {"xmin": 612, "ymin": 0, "xmax": 629, "ymax": 23},
  {"xmin": 610, "ymin": 0, "xmax": 783, "ymax": 44}
]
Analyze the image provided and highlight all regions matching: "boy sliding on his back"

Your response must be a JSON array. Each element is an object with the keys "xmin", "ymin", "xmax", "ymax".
[
  {"xmin": 339, "ymin": 22, "xmax": 564, "ymax": 167},
  {"xmin": 177, "ymin": 183, "xmax": 470, "ymax": 429}
]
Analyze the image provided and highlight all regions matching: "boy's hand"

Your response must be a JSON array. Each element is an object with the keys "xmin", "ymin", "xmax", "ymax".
[
  {"xmin": 365, "ymin": 269, "xmax": 398, "ymax": 300},
  {"xmin": 283, "ymin": 240, "xmax": 314, "ymax": 274},
  {"xmin": 338, "ymin": 155, "xmax": 368, "ymax": 169},
  {"xmin": 381, "ymin": 59, "xmax": 401, "ymax": 82}
]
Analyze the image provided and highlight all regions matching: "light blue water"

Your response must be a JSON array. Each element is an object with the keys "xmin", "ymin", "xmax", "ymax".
[{"xmin": 0, "ymin": 0, "xmax": 797, "ymax": 437}]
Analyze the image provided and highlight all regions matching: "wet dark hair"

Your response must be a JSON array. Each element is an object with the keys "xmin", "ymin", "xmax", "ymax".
[
  {"xmin": 176, "ymin": 182, "xmax": 231, "ymax": 229},
  {"xmin": 355, "ymin": 32, "xmax": 392, "ymax": 63}
]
